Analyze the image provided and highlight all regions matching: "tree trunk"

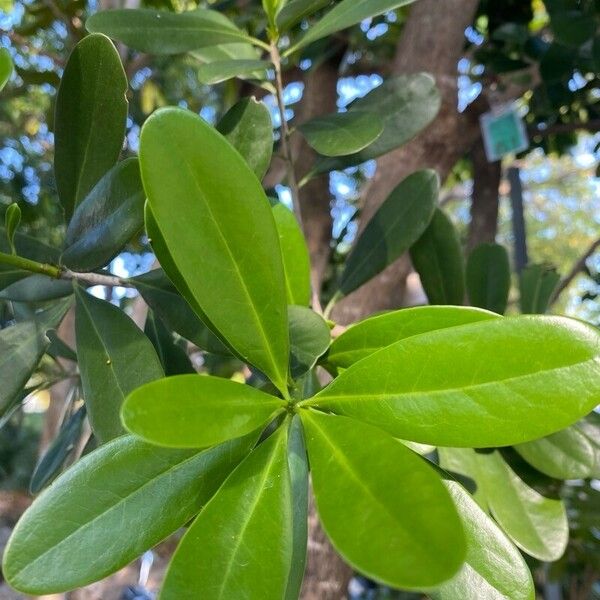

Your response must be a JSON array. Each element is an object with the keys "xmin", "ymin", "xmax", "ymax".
[{"xmin": 333, "ymin": 0, "xmax": 483, "ymax": 324}]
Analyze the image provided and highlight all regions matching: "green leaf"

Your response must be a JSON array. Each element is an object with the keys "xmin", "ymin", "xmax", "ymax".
[
  {"xmin": 288, "ymin": 305, "xmax": 330, "ymax": 379},
  {"xmin": 299, "ymin": 111, "xmax": 383, "ymax": 157},
  {"xmin": 216, "ymin": 97, "xmax": 274, "ymax": 181},
  {"xmin": 263, "ymin": 0, "xmax": 285, "ymax": 32},
  {"xmin": 197, "ymin": 59, "xmax": 271, "ymax": 85},
  {"xmin": 54, "ymin": 34, "xmax": 127, "ymax": 221},
  {"xmin": 316, "ymin": 74, "xmax": 441, "ymax": 172},
  {"xmin": 288, "ymin": 0, "xmax": 416, "ymax": 53},
  {"xmin": 3, "ymin": 433, "xmax": 255, "ymax": 594},
  {"xmin": 5, "ymin": 203, "xmax": 21, "ymax": 254},
  {"xmin": 300, "ymin": 411, "xmax": 465, "ymax": 589},
  {"xmin": 0, "ymin": 275, "xmax": 73, "ymax": 303},
  {"xmin": 431, "ymin": 480, "xmax": 535, "ymax": 600},
  {"xmin": 160, "ymin": 425, "xmax": 293, "ymax": 600},
  {"xmin": 475, "ymin": 450, "xmax": 568, "ymax": 561},
  {"xmin": 303, "ymin": 316, "xmax": 600, "ymax": 447},
  {"xmin": 75, "ymin": 287, "xmax": 163, "ymax": 443},
  {"xmin": 438, "ymin": 447, "xmax": 487, "ymax": 509},
  {"xmin": 466, "ymin": 243, "xmax": 511, "ymax": 314},
  {"xmin": 552, "ymin": 10, "xmax": 596, "ymax": 47},
  {"xmin": 87, "ymin": 9, "xmax": 257, "ymax": 55},
  {"xmin": 190, "ymin": 42, "xmax": 261, "ymax": 66},
  {"xmin": 144, "ymin": 311, "xmax": 195, "ymax": 376},
  {"xmin": 0, "ymin": 47, "xmax": 13, "ymax": 91},
  {"xmin": 285, "ymin": 416, "xmax": 308, "ymax": 600},
  {"xmin": 578, "ymin": 412, "xmax": 600, "ymax": 478},
  {"xmin": 122, "ymin": 374, "xmax": 285, "ymax": 448},
  {"xmin": 61, "ymin": 159, "xmax": 145, "ymax": 272},
  {"xmin": 277, "ymin": 0, "xmax": 332, "ymax": 31},
  {"xmin": 133, "ymin": 269, "xmax": 229, "ymax": 355},
  {"xmin": 327, "ymin": 306, "xmax": 498, "ymax": 371},
  {"xmin": 272, "ymin": 203, "xmax": 311, "ymax": 306},
  {"xmin": 514, "ymin": 426, "xmax": 596, "ymax": 479},
  {"xmin": 409, "ymin": 208, "xmax": 465, "ymax": 306},
  {"xmin": 519, "ymin": 263, "xmax": 560, "ymax": 314},
  {"xmin": 30, "ymin": 405, "xmax": 86, "ymax": 494},
  {"xmin": 338, "ymin": 170, "xmax": 438, "ymax": 296},
  {"xmin": 140, "ymin": 108, "xmax": 289, "ymax": 394},
  {"xmin": 0, "ymin": 300, "xmax": 70, "ymax": 416}
]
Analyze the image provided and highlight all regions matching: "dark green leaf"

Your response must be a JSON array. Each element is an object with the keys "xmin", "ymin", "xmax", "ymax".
[
  {"xmin": 140, "ymin": 108, "xmax": 289, "ymax": 394},
  {"xmin": 216, "ymin": 97, "xmax": 274, "ymax": 181},
  {"xmin": 327, "ymin": 306, "xmax": 498, "ymax": 371},
  {"xmin": 160, "ymin": 425, "xmax": 292, "ymax": 600},
  {"xmin": 61, "ymin": 158, "xmax": 145, "ymax": 272},
  {"xmin": 87, "ymin": 9, "xmax": 256, "ymax": 55},
  {"xmin": 339, "ymin": 170, "xmax": 438, "ymax": 296},
  {"xmin": 475, "ymin": 450, "xmax": 568, "ymax": 561},
  {"xmin": 75, "ymin": 287, "xmax": 163, "ymax": 442},
  {"xmin": 304, "ymin": 316, "xmax": 600, "ymax": 447},
  {"xmin": 519, "ymin": 263, "xmax": 560, "ymax": 314},
  {"xmin": 299, "ymin": 111, "xmax": 383, "ymax": 157},
  {"xmin": 552, "ymin": 10, "xmax": 596, "ymax": 46},
  {"xmin": 29, "ymin": 405, "xmax": 86, "ymax": 494},
  {"xmin": 466, "ymin": 243, "xmax": 511, "ymax": 314},
  {"xmin": 133, "ymin": 269, "xmax": 229, "ymax": 355},
  {"xmin": 288, "ymin": 0, "xmax": 416, "ymax": 52},
  {"xmin": 0, "ymin": 47, "xmax": 13, "ymax": 91},
  {"xmin": 288, "ymin": 305, "xmax": 330, "ymax": 379},
  {"xmin": 432, "ymin": 480, "xmax": 535, "ymax": 600},
  {"xmin": 272, "ymin": 203, "xmax": 311, "ymax": 306},
  {"xmin": 409, "ymin": 208, "xmax": 465, "ymax": 306},
  {"xmin": 54, "ymin": 34, "xmax": 127, "ymax": 221},
  {"xmin": 300, "ymin": 411, "xmax": 465, "ymax": 589},
  {"xmin": 540, "ymin": 43, "xmax": 576, "ymax": 83},
  {"xmin": 5, "ymin": 203, "xmax": 21, "ymax": 254},
  {"xmin": 122, "ymin": 374, "xmax": 285, "ymax": 448},
  {"xmin": 0, "ymin": 275, "xmax": 73, "ymax": 303},
  {"xmin": 3, "ymin": 434, "xmax": 255, "ymax": 594},
  {"xmin": 277, "ymin": 0, "xmax": 332, "ymax": 31},
  {"xmin": 315, "ymin": 74, "xmax": 441, "ymax": 172},
  {"xmin": 144, "ymin": 311, "xmax": 195, "ymax": 376},
  {"xmin": 198, "ymin": 59, "xmax": 271, "ymax": 85},
  {"xmin": 46, "ymin": 329, "xmax": 77, "ymax": 362}
]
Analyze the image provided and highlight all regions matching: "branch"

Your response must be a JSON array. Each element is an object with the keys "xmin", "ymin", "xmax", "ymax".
[{"xmin": 550, "ymin": 237, "xmax": 600, "ymax": 304}]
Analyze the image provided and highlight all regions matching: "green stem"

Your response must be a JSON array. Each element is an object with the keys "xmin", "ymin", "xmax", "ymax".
[
  {"xmin": 323, "ymin": 291, "xmax": 342, "ymax": 320},
  {"xmin": 0, "ymin": 251, "xmax": 61, "ymax": 278}
]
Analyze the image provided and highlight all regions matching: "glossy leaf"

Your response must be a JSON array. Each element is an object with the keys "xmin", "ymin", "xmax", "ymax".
[
  {"xmin": 3, "ymin": 434, "xmax": 255, "ymax": 594},
  {"xmin": 0, "ymin": 300, "xmax": 70, "ymax": 416},
  {"xmin": 87, "ymin": 9, "xmax": 255, "ymax": 55},
  {"xmin": 514, "ymin": 426, "xmax": 596, "ymax": 480},
  {"xmin": 285, "ymin": 416, "xmax": 309, "ymax": 600},
  {"xmin": 475, "ymin": 450, "xmax": 568, "ymax": 561},
  {"xmin": 304, "ymin": 316, "xmax": 600, "ymax": 447},
  {"xmin": 339, "ymin": 170, "xmax": 438, "ymax": 296},
  {"xmin": 300, "ymin": 411, "xmax": 465, "ymax": 589},
  {"xmin": 272, "ymin": 203, "xmax": 311, "ymax": 306},
  {"xmin": 140, "ymin": 108, "xmax": 289, "ymax": 393},
  {"xmin": 0, "ymin": 275, "xmax": 73, "ymax": 303},
  {"xmin": 0, "ymin": 47, "xmax": 13, "ymax": 91},
  {"xmin": 216, "ymin": 97, "xmax": 274, "ymax": 181},
  {"xmin": 519, "ymin": 263, "xmax": 560, "ymax": 314},
  {"xmin": 299, "ymin": 111, "xmax": 383, "ymax": 157},
  {"xmin": 62, "ymin": 158, "xmax": 145, "ymax": 272},
  {"xmin": 30, "ymin": 405, "xmax": 86, "ymax": 494},
  {"xmin": 409, "ymin": 208, "xmax": 465, "ymax": 306},
  {"xmin": 144, "ymin": 311, "xmax": 195, "ymax": 376},
  {"xmin": 122, "ymin": 374, "xmax": 285, "ymax": 448},
  {"xmin": 197, "ymin": 59, "xmax": 271, "ymax": 85},
  {"xmin": 288, "ymin": 305, "xmax": 330, "ymax": 379},
  {"xmin": 289, "ymin": 0, "xmax": 416, "ymax": 52},
  {"xmin": 466, "ymin": 243, "xmax": 511, "ymax": 314},
  {"xmin": 133, "ymin": 269, "xmax": 228, "ymax": 355},
  {"xmin": 316, "ymin": 74, "xmax": 441, "ymax": 172},
  {"xmin": 277, "ymin": 0, "xmax": 332, "ymax": 31},
  {"xmin": 432, "ymin": 480, "xmax": 535, "ymax": 600},
  {"xmin": 75, "ymin": 287, "xmax": 163, "ymax": 443},
  {"xmin": 327, "ymin": 306, "xmax": 498, "ymax": 371},
  {"xmin": 5, "ymin": 203, "xmax": 21, "ymax": 253},
  {"xmin": 54, "ymin": 34, "xmax": 127, "ymax": 221},
  {"xmin": 161, "ymin": 426, "xmax": 292, "ymax": 600}
]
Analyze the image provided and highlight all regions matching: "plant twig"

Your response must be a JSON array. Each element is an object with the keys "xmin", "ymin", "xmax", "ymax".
[{"xmin": 60, "ymin": 268, "xmax": 131, "ymax": 288}]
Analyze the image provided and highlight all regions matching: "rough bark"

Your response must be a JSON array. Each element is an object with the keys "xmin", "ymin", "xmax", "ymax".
[
  {"xmin": 467, "ymin": 137, "xmax": 502, "ymax": 251},
  {"xmin": 333, "ymin": 0, "xmax": 483, "ymax": 324}
]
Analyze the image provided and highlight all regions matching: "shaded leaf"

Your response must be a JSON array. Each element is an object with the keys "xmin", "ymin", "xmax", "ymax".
[
  {"xmin": 466, "ymin": 243, "xmax": 511, "ymax": 314},
  {"xmin": 0, "ymin": 275, "xmax": 73, "ymax": 303},
  {"xmin": 144, "ymin": 311, "xmax": 195, "ymax": 376},
  {"xmin": 5, "ymin": 203, "xmax": 21, "ymax": 254},
  {"xmin": 0, "ymin": 47, "xmax": 13, "ymax": 91},
  {"xmin": 197, "ymin": 59, "xmax": 271, "ymax": 85},
  {"xmin": 288, "ymin": 305, "xmax": 330, "ymax": 379},
  {"xmin": 277, "ymin": 0, "xmax": 332, "ymax": 31},
  {"xmin": 519, "ymin": 263, "xmax": 560, "ymax": 314}
]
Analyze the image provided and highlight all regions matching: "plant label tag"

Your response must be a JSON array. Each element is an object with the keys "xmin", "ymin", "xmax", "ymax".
[{"xmin": 480, "ymin": 104, "xmax": 529, "ymax": 162}]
